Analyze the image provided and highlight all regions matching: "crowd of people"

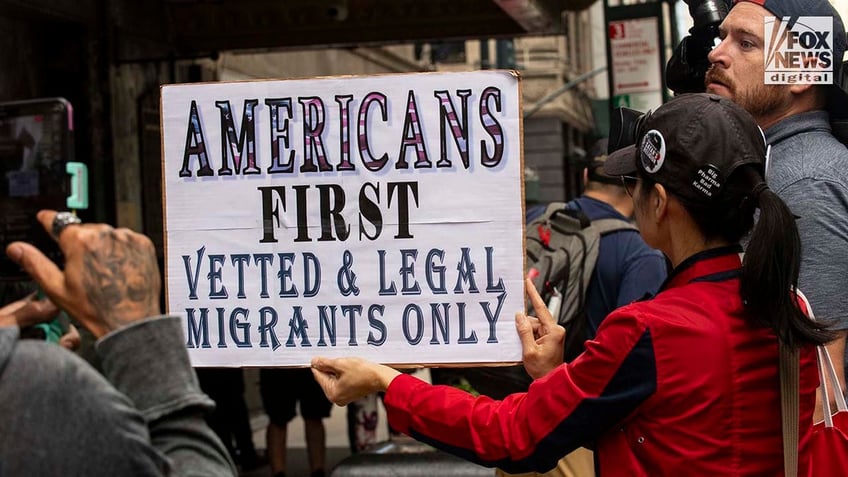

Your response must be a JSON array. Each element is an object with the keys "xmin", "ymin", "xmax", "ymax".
[
  {"xmin": 1, "ymin": 0, "xmax": 847, "ymax": 476},
  {"xmin": 313, "ymin": 92, "xmax": 833, "ymax": 476},
  {"xmin": 312, "ymin": 1, "xmax": 848, "ymax": 476}
]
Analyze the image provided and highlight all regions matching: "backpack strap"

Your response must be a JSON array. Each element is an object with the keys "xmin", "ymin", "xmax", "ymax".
[
  {"xmin": 548, "ymin": 205, "xmax": 590, "ymax": 230},
  {"xmin": 539, "ymin": 202, "xmax": 569, "ymax": 222},
  {"xmin": 779, "ymin": 343, "xmax": 799, "ymax": 477},
  {"xmin": 591, "ymin": 217, "xmax": 638, "ymax": 236}
]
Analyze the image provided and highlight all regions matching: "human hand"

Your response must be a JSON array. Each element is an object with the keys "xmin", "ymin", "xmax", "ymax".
[
  {"xmin": 311, "ymin": 356, "xmax": 402, "ymax": 406},
  {"xmin": 58, "ymin": 324, "xmax": 81, "ymax": 351},
  {"xmin": 5, "ymin": 210, "xmax": 161, "ymax": 338},
  {"xmin": 0, "ymin": 293, "xmax": 60, "ymax": 328},
  {"xmin": 515, "ymin": 278, "xmax": 565, "ymax": 379}
]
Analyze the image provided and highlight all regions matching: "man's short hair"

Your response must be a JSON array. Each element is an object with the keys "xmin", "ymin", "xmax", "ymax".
[
  {"xmin": 733, "ymin": 0, "xmax": 848, "ymax": 115},
  {"xmin": 585, "ymin": 138, "xmax": 621, "ymax": 187}
]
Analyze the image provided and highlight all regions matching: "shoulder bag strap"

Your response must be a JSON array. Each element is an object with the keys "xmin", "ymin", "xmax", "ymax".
[
  {"xmin": 591, "ymin": 217, "xmax": 638, "ymax": 236},
  {"xmin": 780, "ymin": 342, "xmax": 800, "ymax": 477},
  {"xmin": 818, "ymin": 343, "xmax": 848, "ymax": 427}
]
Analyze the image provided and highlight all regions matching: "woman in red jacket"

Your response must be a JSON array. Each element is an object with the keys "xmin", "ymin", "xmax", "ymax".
[{"xmin": 311, "ymin": 94, "xmax": 832, "ymax": 476}]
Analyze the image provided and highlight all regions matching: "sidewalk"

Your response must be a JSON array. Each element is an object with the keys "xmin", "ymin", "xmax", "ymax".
[{"xmin": 239, "ymin": 447, "xmax": 351, "ymax": 477}]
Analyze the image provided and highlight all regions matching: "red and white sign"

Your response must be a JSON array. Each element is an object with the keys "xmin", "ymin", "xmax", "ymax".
[{"xmin": 609, "ymin": 18, "xmax": 663, "ymax": 97}]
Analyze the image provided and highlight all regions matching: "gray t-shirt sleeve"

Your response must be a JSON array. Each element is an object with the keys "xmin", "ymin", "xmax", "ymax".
[{"xmin": 779, "ymin": 178, "xmax": 848, "ymax": 330}]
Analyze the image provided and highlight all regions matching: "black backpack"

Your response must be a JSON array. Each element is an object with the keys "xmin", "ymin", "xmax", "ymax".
[{"xmin": 462, "ymin": 202, "xmax": 636, "ymax": 399}]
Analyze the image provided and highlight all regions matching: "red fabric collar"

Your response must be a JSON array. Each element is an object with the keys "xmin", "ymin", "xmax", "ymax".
[{"xmin": 664, "ymin": 246, "xmax": 743, "ymax": 290}]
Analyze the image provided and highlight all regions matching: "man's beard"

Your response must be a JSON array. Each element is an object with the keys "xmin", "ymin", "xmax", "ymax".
[{"xmin": 705, "ymin": 66, "xmax": 787, "ymax": 119}]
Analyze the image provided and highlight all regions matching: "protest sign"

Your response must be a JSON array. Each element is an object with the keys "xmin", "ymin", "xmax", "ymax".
[{"xmin": 161, "ymin": 70, "xmax": 525, "ymax": 367}]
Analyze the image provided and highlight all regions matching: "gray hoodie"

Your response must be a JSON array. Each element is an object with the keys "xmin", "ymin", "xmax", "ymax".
[{"xmin": 0, "ymin": 316, "xmax": 236, "ymax": 476}]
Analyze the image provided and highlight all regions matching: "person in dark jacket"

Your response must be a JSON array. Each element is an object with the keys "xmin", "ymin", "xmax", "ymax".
[
  {"xmin": 0, "ymin": 210, "xmax": 236, "ymax": 476},
  {"xmin": 310, "ymin": 94, "xmax": 832, "ymax": 476}
]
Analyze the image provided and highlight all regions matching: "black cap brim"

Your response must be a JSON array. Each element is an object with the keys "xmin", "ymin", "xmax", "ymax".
[{"xmin": 603, "ymin": 144, "xmax": 638, "ymax": 176}]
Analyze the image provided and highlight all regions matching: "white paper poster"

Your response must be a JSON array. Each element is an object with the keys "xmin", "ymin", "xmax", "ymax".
[
  {"xmin": 609, "ymin": 17, "xmax": 664, "ymax": 111},
  {"xmin": 160, "ymin": 71, "xmax": 525, "ymax": 367}
]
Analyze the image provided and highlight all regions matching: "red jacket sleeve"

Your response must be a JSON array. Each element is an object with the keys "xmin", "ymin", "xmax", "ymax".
[{"xmin": 383, "ymin": 310, "xmax": 657, "ymax": 473}]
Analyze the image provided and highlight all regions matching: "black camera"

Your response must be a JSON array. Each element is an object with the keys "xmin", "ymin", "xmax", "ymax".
[
  {"xmin": 666, "ymin": 0, "xmax": 731, "ymax": 94},
  {"xmin": 608, "ymin": 107, "xmax": 648, "ymax": 155},
  {"xmin": 608, "ymin": 0, "xmax": 730, "ymax": 154},
  {"xmin": 610, "ymin": 0, "xmax": 848, "ymax": 151}
]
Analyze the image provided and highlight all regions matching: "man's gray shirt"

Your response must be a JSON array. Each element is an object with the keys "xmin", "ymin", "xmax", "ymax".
[
  {"xmin": 0, "ymin": 316, "xmax": 236, "ymax": 476},
  {"xmin": 765, "ymin": 110, "xmax": 848, "ymax": 330}
]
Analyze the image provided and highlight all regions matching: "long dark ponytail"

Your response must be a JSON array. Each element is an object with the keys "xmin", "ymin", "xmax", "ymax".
[
  {"xmin": 738, "ymin": 167, "xmax": 833, "ymax": 347},
  {"xmin": 639, "ymin": 165, "xmax": 833, "ymax": 347}
]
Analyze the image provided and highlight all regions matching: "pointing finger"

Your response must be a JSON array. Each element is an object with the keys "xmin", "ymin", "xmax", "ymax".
[{"xmin": 525, "ymin": 278, "xmax": 557, "ymax": 327}]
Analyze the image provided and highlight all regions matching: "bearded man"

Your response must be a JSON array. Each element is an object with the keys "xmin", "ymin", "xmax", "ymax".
[{"xmin": 706, "ymin": 0, "xmax": 848, "ymax": 412}]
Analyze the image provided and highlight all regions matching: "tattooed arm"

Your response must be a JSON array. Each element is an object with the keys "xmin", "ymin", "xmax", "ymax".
[
  {"xmin": 5, "ymin": 210, "xmax": 236, "ymax": 477},
  {"xmin": 5, "ymin": 211, "xmax": 160, "ymax": 337}
]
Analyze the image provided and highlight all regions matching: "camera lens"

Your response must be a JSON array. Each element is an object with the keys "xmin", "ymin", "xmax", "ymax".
[
  {"xmin": 608, "ymin": 107, "xmax": 646, "ymax": 154},
  {"xmin": 686, "ymin": 0, "xmax": 730, "ymax": 32}
]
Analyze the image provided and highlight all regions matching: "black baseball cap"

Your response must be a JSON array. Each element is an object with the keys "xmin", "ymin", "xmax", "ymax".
[
  {"xmin": 604, "ymin": 93, "xmax": 767, "ymax": 204},
  {"xmin": 734, "ymin": 0, "xmax": 848, "ymax": 115}
]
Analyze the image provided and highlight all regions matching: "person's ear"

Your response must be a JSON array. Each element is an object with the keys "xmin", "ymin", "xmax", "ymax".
[
  {"xmin": 789, "ymin": 82, "xmax": 828, "ymax": 109},
  {"xmin": 653, "ymin": 183, "xmax": 668, "ymax": 223},
  {"xmin": 788, "ymin": 82, "xmax": 813, "ymax": 95},
  {"xmin": 582, "ymin": 168, "xmax": 589, "ymax": 187}
]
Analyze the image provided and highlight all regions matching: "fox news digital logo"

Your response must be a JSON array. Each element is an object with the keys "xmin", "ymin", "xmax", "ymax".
[{"xmin": 764, "ymin": 16, "xmax": 834, "ymax": 85}]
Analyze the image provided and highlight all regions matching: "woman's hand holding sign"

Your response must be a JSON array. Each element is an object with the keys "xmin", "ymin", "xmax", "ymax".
[
  {"xmin": 311, "ymin": 356, "xmax": 401, "ymax": 406},
  {"xmin": 515, "ymin": 278, "xmax": 565, "ymax": 379},
  {"xmin": 313, "ymin": 278, "xmax": 566, "ymax": 406}
]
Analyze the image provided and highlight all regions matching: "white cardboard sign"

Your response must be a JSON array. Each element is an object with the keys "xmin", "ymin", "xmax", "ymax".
[{"xmin": 161, "ymin": 71, "xmax": 525, "ymax": 367}]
